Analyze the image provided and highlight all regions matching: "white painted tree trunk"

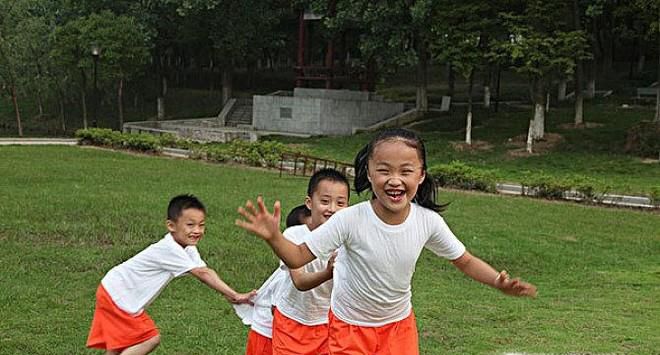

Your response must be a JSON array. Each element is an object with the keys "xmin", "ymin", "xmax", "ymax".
[
  {"xmin": 586, "ymin": 79, "xmax": 595, "ymax": 99},
  {"xmin": 465, "ymin": 111, "xmax": 472, "ymax": 144},
  {"xmin": 575, "ymin": 96, "xmax": 584, "ymax": 125},
  {"xmin": 483, "ymin": 86, "xmax": 491, "ymax": 108},
  {"xmin": 558, "ymin": 80, "xmax": 567, "ymax": 101},
  {"xmin": 157, "ymin": 97, "xmax": 165, "ymax": 120},
  {"xmin": 637, "ymin": 54, "xmax": 645, "ymax": 73},
  {"xmin": 526, "ymin": 121, "xmax": 534, "ymax": 153},
  {"xmin": 532, "ymin": 103, "xmax": 545, "ymax": 139}
]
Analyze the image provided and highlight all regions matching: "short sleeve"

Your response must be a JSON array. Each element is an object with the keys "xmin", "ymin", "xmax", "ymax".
[
  {"xmin": 158, "ymin": 243, "xmax": 206, "ymax": 277},
  {"xmin": 303, "ymin": 209, "xmax": 348, "ymax": 259},
  {"xmin": 424, "ymin": 214, "xmax": 466, "ymax": 260}
]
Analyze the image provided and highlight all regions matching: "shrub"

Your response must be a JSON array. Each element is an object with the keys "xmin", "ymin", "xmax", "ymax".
[
  {"xmin": 624, "ymin": 121, "xmax": 660, "ymax": 159},
  {"xmin": 75, "ymin": 129, "xmax": 160, "ymax": 152},
  {"xmin": 429, "ymin": 161, "xmax": 498, "ymax": 192},
  {"xmin": 520, "ymin": 172, "xmax": 600, "ymax": 201}
]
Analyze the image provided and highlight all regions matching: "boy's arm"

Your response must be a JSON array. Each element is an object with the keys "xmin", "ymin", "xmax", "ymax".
[
  {"xmin": 290, "ymin": 252, "xmax": 336, "ymax": 291},
  {"xmin": 190, "ymin": 267, "xmax": 256, "ymax": 304},
  {"xmin": 236, "ymin": 197, "xmax": 316, "ymax": 268},
  {"xmin": 451, "ymin": 251, "xmax": 537, "ymax": 298}
]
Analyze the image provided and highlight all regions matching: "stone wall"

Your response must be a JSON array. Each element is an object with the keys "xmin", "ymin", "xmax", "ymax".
[{"xmin": 253, "ymin": 89, "xmax": 404, "ymax": 136}]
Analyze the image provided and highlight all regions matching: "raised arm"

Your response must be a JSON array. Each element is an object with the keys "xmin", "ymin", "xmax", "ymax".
[
  {"xmin": 289, "ymin": 252, "xmax": 336, "ymax": 291},
  {"xmin": 236, "ymin": 196, "xmax": 316, "ymax": 269},
  {"xmin": 189, "ymin": 266, "xmax": 257, "ymax": 304},
  {"xmin": 451, "ymin": 251, "xmax": 537, "ymax": 298}
]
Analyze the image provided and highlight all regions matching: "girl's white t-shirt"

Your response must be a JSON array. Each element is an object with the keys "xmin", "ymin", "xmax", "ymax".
[
  {"xmin": 235, "ymin": 267, "xmax": 288, "ymax": 338},
  {"xmin": 101, "ymin": 233, "xmax": 206, "ymax": 315},
  {"xmin": 303, "ymin": 201, "xmax": 466, "ymax": 327},
  {"xmin": 275, "ymin": 224, "xmax": 334, "ymax": 326}
]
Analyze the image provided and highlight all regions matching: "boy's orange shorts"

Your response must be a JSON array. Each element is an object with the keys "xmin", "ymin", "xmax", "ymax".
[
  {"xmin": 245, "ymin": 329, "xmax": 273, "ymax": 355},
  {"xmin": 272, "ymin": 308, "xmax": 329, "ymax": 355},
  {"xmin": 327, "ymin": 309, "xmax": 419, "ymax": 355},
  {"xmin": 86, "ymin": 284, "xmax": 159, "ymax": 351}
]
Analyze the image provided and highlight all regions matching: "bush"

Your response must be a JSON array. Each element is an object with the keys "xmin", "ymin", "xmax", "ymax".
[
  {"xmin": 520, "ymin": 172, "xmax": 600, "ymax": 201},
  {"xmin": 624, "ymin": 121, "xmax": 660, "ymax": 158},
  {"xmin": 75, "ymin": 128, "xmax": 160, "ymax": 152},
  {"xmin": 429, "ymin": 161, "xmax": 498, "ymax": 192}
]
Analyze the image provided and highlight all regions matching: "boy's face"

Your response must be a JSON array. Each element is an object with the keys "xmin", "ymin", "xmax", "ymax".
[
  {"xmin": 305, "ymin": 180, "xmax": 349, "ymax": 230},
  {"xmin": 167, "ymin": 208, "xmax": 206, "ymax": 247}
]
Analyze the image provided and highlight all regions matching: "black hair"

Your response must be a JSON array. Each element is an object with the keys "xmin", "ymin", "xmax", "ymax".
[
  {"xmin": 307, "ymin": 168, "xmax": 351, "ymax": 199},
  {"xmin": 353, "ymin": 128, "xmax": 445, "ymax": 212},
  {"xmin": 167, "ymin": 194, "xmax": 206, "ymax": 221},
  {"xmin": 285, "ymin": 204, "xmax": 312, "ymax": 228}
]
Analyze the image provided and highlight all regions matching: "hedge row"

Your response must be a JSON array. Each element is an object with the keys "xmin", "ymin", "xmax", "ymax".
[
  {"xmin": 428, "ymin": 160, "xmax": 642, "ymax": 205},
  {"xmin": 75, "ymin": 129, "xmax": 301, "ymax": 168}
]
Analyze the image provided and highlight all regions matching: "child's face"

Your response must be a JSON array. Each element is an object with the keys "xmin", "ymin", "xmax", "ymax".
[
  {"xmin": 167, "ymin": 208, "xmax": 206, "ymax": 247},
  {"xmin": 305, "ymin": 180, "xmax": 349, "ymax": 230},
  {"xmin": 367, "ymin": 139, "xmax": 426, "ymax": 222}
]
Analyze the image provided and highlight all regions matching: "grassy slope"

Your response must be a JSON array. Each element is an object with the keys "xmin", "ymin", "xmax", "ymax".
[
  {"xmin": 270, "ymin": 101, "xmax": 660, "ymax": 196},
  {"xmin": 0, "ymin": 146, "xmax": 658, "ymax": 354}
]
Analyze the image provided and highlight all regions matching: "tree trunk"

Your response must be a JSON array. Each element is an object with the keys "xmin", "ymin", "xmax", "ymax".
[
  {"xmin": 637, "ymin": 54, "xmax": 646, "ymax": 74},
  {"xmin": 558, "ymin": 79, "xmax": 567, "ymax": 101},
  {"xmin": 222, "ymin": 66, "xmax": 233, "ymax": 107},
  {"xmin": 586, "ymin": 63, "xmax": 596, "ymax": 99},
  {"xmin": 573, "ymin": 0, "xmax": 585, "ymax": 126},
  {"xmin": 483, "ymin": 65, "xmax": 492, "ymax": 108},
  {"xmin": 526, "ymin": 120, "xmax": 534, "ymax": 154},
  {"xmin": 11, "ymin": 85, "xmax": 23, "ymax": 137},
  {"xmin": 156, "ymin": 74, "xmax": 166, "ymax": 120},
  {"xmin": 59, "ymin": 94, "xmax": 66, "ymax": 133},
  {"xmin": 81, "ymin": 88, "xmax": 88, "ymax": 129},
  {"xmin": 118, "ymin": 77, "xmax": 124, "ymax": 130},
  {"xmin": 416, "ymin": 40, "xmax": 429, "ymax": 113},
  {"xmin": 36, "ymin": 90, "xmax": 44, "ymax": 118},
  {"xmin": 465, "ymin": 69, "xmax": 475, "ymax": 145},
  {"xmin": 530, "ymin": 78, "xmax": 545, "ymax": 140},
  {"xmin": 447, "ymin": 63, "xmax": 455, "ymax": 98},
  {"xmin": 655, "ymin": 5, "xmax": 660, "ymax": 123},
  {"xmin": 81, "ymin": 70, "xmax": 88, "ymax": 129}
]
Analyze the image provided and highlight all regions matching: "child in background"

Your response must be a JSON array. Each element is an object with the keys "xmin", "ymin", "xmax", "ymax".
[
  {"xmin": 87, "ymin": 194, "xmax": 255, "ymax": 355},
  {"xmin": 271, "ymin": 168, "xmax": 349, "ymax": 355},
  {"xmin": 236, "ymin": 129, "xmax": 537, "ymax": 355},
  {"xmin": 239, "ymin": 204, "xmax": 311, "ymax": 355}
]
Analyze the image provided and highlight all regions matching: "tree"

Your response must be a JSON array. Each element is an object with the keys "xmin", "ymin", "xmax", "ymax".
[
  {"xmin": 493, "ymin": 1, "xmax": 589, "ymax": 153},
  {"xmin": 636, "ymin": 0, "xmax": 660, "ymax": 124},
  {"xmin": 431, "ymin": 0, "xmax": 499, "ymax": 144},
  {"xmin": 0, "ymin": 0, "xmax": 35, "ymax": 136}
]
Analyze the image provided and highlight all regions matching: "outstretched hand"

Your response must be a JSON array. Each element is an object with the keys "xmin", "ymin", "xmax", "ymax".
[
  {"xmin": 236, "ymin": 196, "xmax": 282, "ymax": 241},
  {"xmin": 494, "ymin": 270, "xmax": 537, "ymax": 298},
  {"xmin": 226, "ymin": 289, "xmax": 257, "ymax": 305}
]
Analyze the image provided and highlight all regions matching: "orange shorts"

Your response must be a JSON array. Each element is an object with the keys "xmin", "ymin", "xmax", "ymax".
[
  {"xmin": 327, "ymin": 309, "xmax": 419, "ymax": 355},
  {"xmin": 246, "ymin": 329, "xmax": 273, "ymax": 355},
  {"xmin": 272, "ymin": 308, "xmax": 329, "ymax": 355},
  {"xmin": 86, "ymin": 285, "xmax": 159, "ymax": 351}
]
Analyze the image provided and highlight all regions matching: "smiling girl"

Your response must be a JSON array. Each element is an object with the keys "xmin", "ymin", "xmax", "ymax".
[{"xmin": 236, "ymin": 129, "xmax": 537, "ymax": 355}]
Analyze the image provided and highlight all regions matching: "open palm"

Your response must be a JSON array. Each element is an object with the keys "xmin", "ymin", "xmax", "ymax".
[{"xmin": 236, "ymin": 196, "xmax": 282, "ymax": 241}]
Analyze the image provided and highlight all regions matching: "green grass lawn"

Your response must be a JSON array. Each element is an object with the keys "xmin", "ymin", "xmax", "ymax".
[
  {"xmin": 270, "ymin": 101, "xmax": 660, "ymax": 197},
  {"xmin": 0, "ymin": 146, "xmax": 658, "ymax": 354}
]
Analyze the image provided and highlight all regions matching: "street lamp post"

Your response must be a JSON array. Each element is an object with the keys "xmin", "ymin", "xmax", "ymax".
[{"xmin": 91, "ymin": 44, "xmax": 100, "ymax": 127}]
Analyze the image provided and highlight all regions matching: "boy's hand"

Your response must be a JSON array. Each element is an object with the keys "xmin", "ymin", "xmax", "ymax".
[
  {"xmin": 226, "ymin": 289, "xmax": 257, "ymax": 305},
  {"xmin": 326, "ymin": 251, "xmax": 338, "ymax": 273},
  {"xmin": 236, "ymin": 196, "xmax": 281, "ymax": 241},
  {"xmin": 494, "ymin": 270, "xmax": 537, "ymax": 298}
]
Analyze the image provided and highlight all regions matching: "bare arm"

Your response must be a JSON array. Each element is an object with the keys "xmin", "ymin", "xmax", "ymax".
[
  {"xmin": 290, "ymin": 252, "xmax": 336, "ymax": 291},
  {"xmin": 190, "ymin": 267, "xmax": 256, "ymax": 304},
  {"xmin": 451, "ymin": 251, "xmax": 537, "ymax": 297},
  {"xmin": 236, "ymin": 196, "xmax": 316, "ymax": 268}
]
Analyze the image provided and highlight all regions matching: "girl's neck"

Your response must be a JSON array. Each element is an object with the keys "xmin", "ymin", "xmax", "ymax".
[{"xmin": 369, "ymin": 199, "xmax": 411, "ymax": 225}]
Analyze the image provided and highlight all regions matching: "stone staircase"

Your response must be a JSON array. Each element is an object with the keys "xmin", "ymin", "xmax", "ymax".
[{"xmin": 225, "ymin": 98, "xmax": 253, "ymax": 127}]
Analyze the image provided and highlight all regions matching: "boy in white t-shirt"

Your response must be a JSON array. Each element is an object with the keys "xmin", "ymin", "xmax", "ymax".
[
  {"xmin": 271, "ymin": 168, "xmax": 350, "ymax": 355},
  {"xmin": 237, "ymin": 204, "xmax": 312, "ymax": 355},
  {"xmin": 87, "ymin": 194, "xmax": 255, "ymax": 355}
]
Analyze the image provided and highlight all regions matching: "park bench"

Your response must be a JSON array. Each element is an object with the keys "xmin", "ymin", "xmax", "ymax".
[{"xmin": 635, "ymin": 87, "xmax": 657, "ymax": 103}]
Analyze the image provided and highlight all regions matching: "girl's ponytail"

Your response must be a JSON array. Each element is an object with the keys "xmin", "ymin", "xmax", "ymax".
[{"xmin": 353, "ymin": 143, "xmax": 371, "ymax": 194}]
